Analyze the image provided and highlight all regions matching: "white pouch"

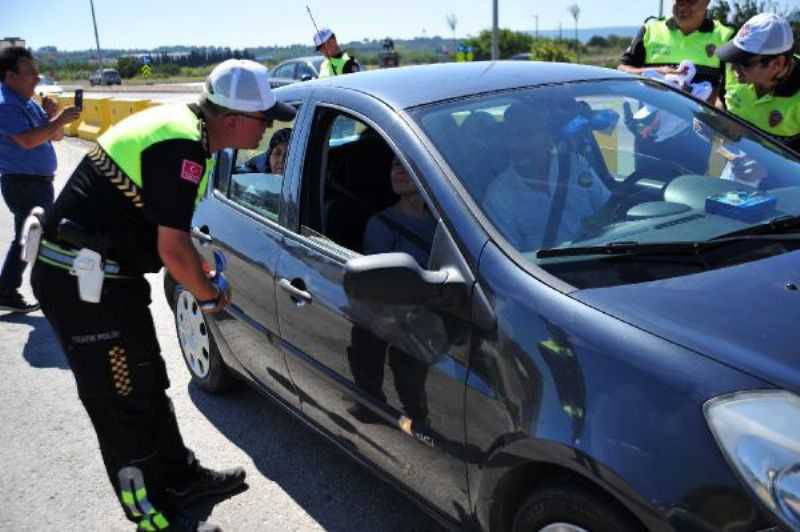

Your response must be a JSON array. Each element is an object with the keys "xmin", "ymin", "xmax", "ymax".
[{"xmin": 72, "ymin": 248, "xmax": 104, "ymax": 303}]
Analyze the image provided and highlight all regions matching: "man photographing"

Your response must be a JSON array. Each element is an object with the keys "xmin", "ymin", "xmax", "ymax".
[
  {"xmin": 31, "ymin": 59, "xmax": 295, "ymax": 532},
  {"xmin": 0, "ymin": 46, "xmax": 80, "ymax": 312}
]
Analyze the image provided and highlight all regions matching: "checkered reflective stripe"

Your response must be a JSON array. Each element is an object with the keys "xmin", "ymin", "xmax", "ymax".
[
  {"xmin": 109, "ymin": 346, "xmax": 133, "ymax": 396},
  {"xmin": 87, "ymin": 145, "xmax": 144, "ymax": 208}
]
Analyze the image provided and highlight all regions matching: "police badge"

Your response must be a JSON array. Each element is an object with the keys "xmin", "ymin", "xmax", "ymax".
[{"xmin": 770, "ymin": 110, "xmax": 783, "ymax": 128}]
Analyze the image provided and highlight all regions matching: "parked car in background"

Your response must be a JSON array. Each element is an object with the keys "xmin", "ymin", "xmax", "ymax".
[
  {"xmin": 89, "ymin": 68, "xmax": 121, "ymax": 86},
  {"xmin": 268, "ymin": 55, "xmax": 324, "ymax": 88},
  {"xmin": 35, "ymin": 75, "xmax": 62, "ymax": 95},
  {"xmin": 166, "ymin": 61, "xmax": 800, "ymax": 532}
]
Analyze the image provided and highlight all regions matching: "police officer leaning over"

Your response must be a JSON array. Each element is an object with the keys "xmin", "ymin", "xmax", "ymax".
[
  {"xmin": 618, "ymin": 0, "xmax": 734, "ymax": 101},
  {"xmin": 30, "ymin": 59, "xmax": 296, "ymax": 532},
  {"xmin": 717, "ymin": 13, "xmax": 800, "ymax": 153},
  {"xmin": 314, "ymin": 27, "xmax": 361, "ymax": 77}
]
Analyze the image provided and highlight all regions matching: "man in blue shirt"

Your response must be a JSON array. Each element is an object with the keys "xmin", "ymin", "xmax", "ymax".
[{"xmin": 0, "ymin": 47, "xmax": 80, "ymax": 312}]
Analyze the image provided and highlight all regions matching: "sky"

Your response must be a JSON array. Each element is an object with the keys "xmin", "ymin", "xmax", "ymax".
[{"xmin": 4, "ymin": 0, "xmax": 799, "ymax": 51}]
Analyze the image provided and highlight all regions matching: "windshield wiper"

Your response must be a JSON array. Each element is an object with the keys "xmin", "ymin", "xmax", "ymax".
[
  {"xmin": 536, "ymin": 234, "xmax": 800, "ymax": 259},
  {"xmin": 711, "ymin": 215, "xmax": 800, "ymax": 240}
]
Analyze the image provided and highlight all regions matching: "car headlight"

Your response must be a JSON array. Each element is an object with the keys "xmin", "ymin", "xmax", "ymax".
[{"xmin": 705, "ymin": 390, "xmax": 800, "ymax": 530}]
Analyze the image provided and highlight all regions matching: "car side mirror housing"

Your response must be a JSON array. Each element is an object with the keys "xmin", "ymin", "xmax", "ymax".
[
  {"xmin": 300, "ymin": 74, "xmax": 313, "ymax": 82},
  {"xmin": 344, "ymin": 252, "xmax": 463, "ymax": 306}
]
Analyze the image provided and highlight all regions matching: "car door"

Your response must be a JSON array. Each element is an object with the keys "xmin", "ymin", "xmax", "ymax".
[
  {"xmin": 275, "ymin": 95, "xmax": 473, "ymax": 520},
  {"xmin": 190, "ymin": 108, "xmax": 302, "ymax": 406}
]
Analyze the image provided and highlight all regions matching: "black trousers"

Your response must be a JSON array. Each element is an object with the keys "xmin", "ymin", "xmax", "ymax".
[{"xmin": 31, "ymin": 260, "xmax": 194, "ymax": 529}]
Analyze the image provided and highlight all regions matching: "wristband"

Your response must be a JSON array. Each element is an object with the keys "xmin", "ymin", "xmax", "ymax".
[{"xmin": 197, "ymin": 285, "xmax": 222, "ymax": 311}]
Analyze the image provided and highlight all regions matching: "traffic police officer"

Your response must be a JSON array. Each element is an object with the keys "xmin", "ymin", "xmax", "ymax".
[
  {"xmin": 717, "ymin": 13, "xmax": 800, "ymax": 152},
  {"xmin": 314, "ymin": 27, "xmax": 361, "ymax": 77},
  {"xmin": 618, "ymin": 0, "xmax": 734, "ymax": 100},
  {"xmin": 31, "ymin": 60, "xmax": 296, "ymax": 532}
]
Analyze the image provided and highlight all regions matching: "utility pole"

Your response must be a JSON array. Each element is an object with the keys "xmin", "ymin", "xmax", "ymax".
[
  {"xmin": 658, "ymin": 0, "xmax": 664, "ymax": 18},
  {"xmin": 533, "ymin": 14, "xmax": 539, "ymax": 39},
  {"xmin": 492, "ymin": 0, "xmax": 499, "ymax": 60},
  {"xmin": 89, "ymin": 0, "xmax": 102, "ymax": 67}
]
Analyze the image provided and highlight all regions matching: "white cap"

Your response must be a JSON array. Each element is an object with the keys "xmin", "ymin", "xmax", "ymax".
[
  {"xmin": 313, "ymin": 28, "xmax": 335, "ymax": 49},
  {"xmin": 717, "ymin": 13, "xmax": 794, "ymax": 63},
  {"xmin": 203, "ymin": 59, "xmax": 295, "ymax": 120}
]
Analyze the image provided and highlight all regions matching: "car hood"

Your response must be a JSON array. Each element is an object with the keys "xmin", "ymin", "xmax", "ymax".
[{"xmin": 573, "ymin": 251, "xmax": 800, "ymax": 393}]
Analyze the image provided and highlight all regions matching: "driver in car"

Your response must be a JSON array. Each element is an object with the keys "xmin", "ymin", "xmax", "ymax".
[{"xmin": 481, "ymin": 103, "xmax": 611, "ymax": 251}]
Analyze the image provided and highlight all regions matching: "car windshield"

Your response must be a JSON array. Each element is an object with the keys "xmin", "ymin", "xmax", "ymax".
[{"xmin": 413, "ymin": 79, "xmax": 800, "ymax": 284}]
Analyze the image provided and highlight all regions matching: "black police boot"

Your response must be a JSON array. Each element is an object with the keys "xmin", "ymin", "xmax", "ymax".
[{"xmin": 166, "ymin": 463, "xmax": 247, "ymax": 507}]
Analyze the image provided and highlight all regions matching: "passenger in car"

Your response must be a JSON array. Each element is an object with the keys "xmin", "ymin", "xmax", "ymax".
[
  {"xmin": 362, "ymin": 155, "xmax": 436, "ymax": 265},
  {"xmin": 481, "ymin": 103, "xmax": 611, "ymax": 251},
  {"xmin": 244, "ymin": 127, "xmax": 291, "ymax": 174},
  {"xmin": 347, "ymin": 155, "xmax": 437, "ymax": 427}
]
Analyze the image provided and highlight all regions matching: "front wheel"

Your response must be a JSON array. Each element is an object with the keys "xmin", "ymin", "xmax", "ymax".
[
  {"xmin": 512, "ymin": 484, "xmax": 642, "ymax": 532},
  {"xmin": 172, "ymin": 285, "xmax": 234, "ymax": 393}
]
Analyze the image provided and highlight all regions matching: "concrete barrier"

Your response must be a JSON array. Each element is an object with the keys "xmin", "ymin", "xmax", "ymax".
[
  {"xmin": 108, "ymin": 98, "xmax": 152, "ymax": 126},
  {"xmin": 76, "ymin": 97, "xmax": 113, "ymax": 141}
]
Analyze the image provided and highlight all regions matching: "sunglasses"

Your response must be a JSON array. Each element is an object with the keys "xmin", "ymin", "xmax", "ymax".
[{"xmin": 227, "ymin": 112, "xmax": 271, "ymax": 124}]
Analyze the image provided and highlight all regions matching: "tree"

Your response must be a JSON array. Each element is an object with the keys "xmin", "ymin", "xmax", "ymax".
[
  {"xmin": 532, "ymin": 39, "xmax": 575, "ymax": 62},
  {"xmin": 116, "ymin": 56, "xmax": 142, "ymax": 79},
  {"xmin": 464, "ymin": 29, "xmax": 534, "ymax": 60},
  {"xmin": 568, "ymin": 4, "xmax": 581, "ymax": 63},
  {"xmin": 709, "ymin": 0, "xmax": 796, "ymax": 30}
]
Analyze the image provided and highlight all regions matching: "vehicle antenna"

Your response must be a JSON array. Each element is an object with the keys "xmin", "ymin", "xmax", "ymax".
[{"xmin": 306, "ymin": 4, "xmax": 321, "ymax": 34}]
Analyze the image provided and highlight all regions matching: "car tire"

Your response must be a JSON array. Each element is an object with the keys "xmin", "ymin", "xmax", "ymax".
[
  {"xmin": 172, "ymin": 283, "xmax": 234, "ymax": 393},
  {"xmin": 512, "ymin": 483, "xmax": 641, "ymax": 532}
]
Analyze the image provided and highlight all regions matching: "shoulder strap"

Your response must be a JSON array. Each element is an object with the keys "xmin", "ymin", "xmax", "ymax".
[
  {"xmin": 375, "ymin": 213, "xmax": 433, "ymax": 254},
  {"xmin": 542, "ymin": 149, "xmax": 572, "ymax": 249}
]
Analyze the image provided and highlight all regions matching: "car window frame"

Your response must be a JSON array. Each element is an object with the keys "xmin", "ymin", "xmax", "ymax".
[
  {"xmin": 208, "ymin": 100, "xmax": 306, "ymax": 230},
  {"xmin": 273, "ymin": 62, "xmax": 297, "ymax": 79},
  {"xmin": 288, "ymin": 101, "xmax": 439, "ymax": 264}
]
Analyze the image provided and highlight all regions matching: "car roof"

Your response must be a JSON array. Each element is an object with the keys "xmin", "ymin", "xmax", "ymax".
[
  {"xmin": 307, "ymin": 61, "xmax": 632, "ymax": 110},
  {"xmin": 279, "ymin": 55, "xmax": 324, "ymax": 65}
]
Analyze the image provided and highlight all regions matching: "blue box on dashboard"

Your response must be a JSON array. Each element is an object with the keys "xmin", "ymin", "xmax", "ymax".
[{"xmin": 705, "ymin": 191, "xmax": 776, "ymax": 222}]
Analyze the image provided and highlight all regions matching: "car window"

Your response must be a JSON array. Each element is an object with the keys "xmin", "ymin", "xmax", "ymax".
[
  {"xmin": 414, "ymin": 79, "xmax": 800, "ymax": 281},
  {"xmin": 298, "ymin": 107, "xmax": 432, "ymax": 263},
  {"xmin": 226, "ymin": 106, "xmax": 298, "ymax": 222},
  {"xmin": 273, "ymin": 63, "xmax": 295, "ymax": 79},
  {"xmin": 296, "ymin": 62, "xmax": 316, "ymax": 80}
]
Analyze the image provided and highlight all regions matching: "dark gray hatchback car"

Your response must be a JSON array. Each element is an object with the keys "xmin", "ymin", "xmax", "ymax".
[{"xmin": 167, "ymin": 62, "xmax": 800, "ymax": 532}]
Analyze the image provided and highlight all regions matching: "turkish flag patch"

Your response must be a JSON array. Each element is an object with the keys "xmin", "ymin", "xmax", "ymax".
[{"xmin": 180, "ymin": 159, "xmax": 203, "ymax": 184}]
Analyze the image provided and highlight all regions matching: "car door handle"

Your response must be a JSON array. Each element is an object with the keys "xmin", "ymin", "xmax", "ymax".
[
  {"xmin": 191, "ymin": 225, "xmax": 213, "ymax": 245},
  {"xmin": 279, "ymin": 278, "xmax": 312, "ymax": 305}
]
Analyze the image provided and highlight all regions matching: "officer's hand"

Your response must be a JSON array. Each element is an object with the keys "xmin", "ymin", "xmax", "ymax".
[
  {"xmin": 42, "ymin": 96, "xmax": 59, "ymax": 117},
  {"xmin": 655, "ymin": 66, "xmax": 682, "ymax": 76},
  {"xmin": 201, "ymin": 275, "xmax": 232, "ymax": 314},
  {"xmin": 55, "ymin": 106, "xmax": 81, "ymax": 126}
]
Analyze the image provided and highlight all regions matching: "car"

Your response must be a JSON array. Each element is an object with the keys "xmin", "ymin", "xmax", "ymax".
[
  {"xmin": 510, "ymin": 52, "xmax": 533, "ymax": 60},
  {"xmin": 89, "ymin": 68, "xmax": 121, "ymax": 86},
  {"xmin": 165, "ymin": 61, "xmax": 800, "ymax": 532},
  {"xmin": 268, "ymin": 55, "xmax": 324, "ymax": 88},
  {"xmin": 35, "ymin": 74, "xmax": 62, "ymax": 95}
]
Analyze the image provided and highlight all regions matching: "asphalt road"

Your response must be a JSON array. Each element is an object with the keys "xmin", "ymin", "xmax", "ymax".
[{"xmin": 0, "ymin": 139, "xmax": 448, "ymax": 532}]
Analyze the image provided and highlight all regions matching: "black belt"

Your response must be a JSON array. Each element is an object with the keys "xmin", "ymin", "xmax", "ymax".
[{"xmin": 1, "ymin": 173, "xmax": 54, "ymax": 182}]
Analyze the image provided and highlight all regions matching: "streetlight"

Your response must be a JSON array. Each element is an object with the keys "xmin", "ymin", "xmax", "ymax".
[
  {"xmin": 89, "ymin": 0, "xmax": 102, "ymax": 67},
  {"xmin": 568, "ymin": 4, "xmax": 580, "ymax": 64},
  {"xmin": 492, "ymin": 0, "xmax": 499, "ymax": 60},
  {"xmin": 532, "ymin": 14, "xmax": 539, "ymax": 39}
]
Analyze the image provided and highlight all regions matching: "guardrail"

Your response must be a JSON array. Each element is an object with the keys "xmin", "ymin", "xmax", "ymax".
[{"xmin": 55, "ymin": 94, "xmax": 160, "ymax": 141}]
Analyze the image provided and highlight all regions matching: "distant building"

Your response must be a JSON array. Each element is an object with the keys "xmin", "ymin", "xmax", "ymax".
[{"xmin": 1, "ymin": 37, "xmax": 26, "ymax": 50}]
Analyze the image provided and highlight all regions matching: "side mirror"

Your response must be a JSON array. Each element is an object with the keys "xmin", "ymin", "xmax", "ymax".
[
  {"xmin": 343, "ymin": 252, "xmax": 463, "ymax": 306},
  {"xmin": 300, "ymin": 74, "xmax": 313, "ymax": 82}
]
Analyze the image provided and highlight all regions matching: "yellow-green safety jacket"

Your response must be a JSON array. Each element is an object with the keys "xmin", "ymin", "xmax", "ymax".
[
  {"xmin": 642, "ymin": 17, "xmax": 735, "ymax": 83},
  {"xmin": 97, "ymin": 104, "xmax": 214, "ymax": 205},
  {"xmin": 723, "ymin": 57, "xmax": 800, "ymax": 150}
]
